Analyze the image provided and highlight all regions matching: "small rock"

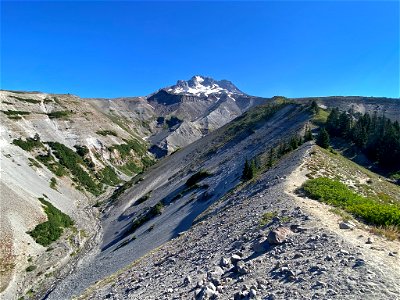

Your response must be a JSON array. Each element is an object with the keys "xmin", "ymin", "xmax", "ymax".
[
  {"xmin": 184, "ymin": 275, "xmax": 192, "ymax": 285},
  {"xmin": 206, "ymin": 282, "xmax": 216, "ymax": 291},
  {"xmin": 249, "ymin": 289, "xmax": 257, "ymax": 298},
  {"xmin": 339, "ymin": 221, "xmax": 355, "ymax": 229},
  {"xmin": 236, "ymin": 261, "xmax": 247, "ymax": 274},
  {"xmin": 196, "ymin": 286, "xmax": 218, "ymax": 300},
  {"xmin": 293, "ymin": 253, "xmax": 304, "ymax": 259},
  {"xmin": 220, "ymin": 257, "xmax": 230, "ymax": 268},
  {"xmin": 324, "ymin": 255, "xmax": 334, "ymax": 261},
  {"xmin": 353, "ymin": 258, "xmax": 365, "ymax": 268},
  {"xmin": 167, "ymin": 288, "xmax": 173, "ymax": 293},
  {"xmin": 231, "ymin": 254, "xmax": 242, "ymax": 263}
]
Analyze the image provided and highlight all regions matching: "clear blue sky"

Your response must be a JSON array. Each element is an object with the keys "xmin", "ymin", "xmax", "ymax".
[{"xmin": 1, "ymin": 1, "xmax": 399, "ymax": 98}]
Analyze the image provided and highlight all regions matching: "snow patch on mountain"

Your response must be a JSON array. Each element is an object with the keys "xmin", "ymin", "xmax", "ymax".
[{"xmin": 166, "ymin": 75, "xmax": 245, "ymax": 97}]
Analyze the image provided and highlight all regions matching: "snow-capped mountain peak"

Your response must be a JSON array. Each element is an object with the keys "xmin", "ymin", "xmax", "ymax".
[{"xmin": 166, "ymin": 75, "xmax": 245, "ymax": 96}]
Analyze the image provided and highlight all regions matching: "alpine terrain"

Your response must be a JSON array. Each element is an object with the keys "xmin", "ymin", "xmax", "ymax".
[{"xmin": 0, "ymin": 76, "xmax": 399, "ymax": 300}]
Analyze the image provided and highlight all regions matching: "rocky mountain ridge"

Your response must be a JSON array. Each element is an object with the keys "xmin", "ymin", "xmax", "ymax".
[{"xmin": 1, "ymin": 78, "xmax": 399, "ymax": 299}]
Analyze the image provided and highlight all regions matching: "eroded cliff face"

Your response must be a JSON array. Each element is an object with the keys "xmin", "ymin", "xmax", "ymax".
[{"xmin": 0, "ymin": 91, "xmax": 153, "ymax": 297}]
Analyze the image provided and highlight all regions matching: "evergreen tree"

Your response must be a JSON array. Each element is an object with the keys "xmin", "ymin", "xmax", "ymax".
[
  {"xmin": 337, "ymin": 111, "xmax": 352, "ymax": 138},
  {"xmin": 242, "ymin": 159, "xmax": 255, "ymax": 181},
  {"xmin": 326, "ymin": 108, "xmax": 339, "ymax": 136},
  {"xmin": 267, "ymin": 148, "xmax": 275, "ymax": 168},
  {"xmin": 316, "ymin": 128, "xmax": 330, "ymax": 149},
  {"xmin": 310, "ymin": 100, "xmax": 320, "ymax": 114},
  {"xmin": 304, "ymin": 126, "xmax": 313, "ymax": 142}
]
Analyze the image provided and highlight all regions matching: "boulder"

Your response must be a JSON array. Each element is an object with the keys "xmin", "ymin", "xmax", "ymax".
[{"xmin": 267, "ymin": 227, "xmax": 291, "ymax": 244}]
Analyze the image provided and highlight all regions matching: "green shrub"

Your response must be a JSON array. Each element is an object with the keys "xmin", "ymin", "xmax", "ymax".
[
  {"xmin": 12, "ymin": 137, "xmax": 44, "ymax": 151},
  {"xmin": 186, "ymin": 170, "xmax": 211, "ymax": 186},
  {"xmin": 126, "ymin": 201, "xmax": 164, "ymax": 235},
  {"xmin": 26, "ymin": 265, "xmax": 37, "ymax": 272},
  {"xmin": 96, "ymin": 130, "xmax": 118, "ymax": 137},
  {"xmin": 109, "ymin": 139, "xmax": 147, "ymax": 158},
  {"xmin": 1, "ymin": 110, "xmax": 30, "ymax": 116},
  {"xmin": 36, "ymin": 154, "xmax": 67, "ymax": 177},
  {"xmin": 47, "ymin": 142, "xmax": 102, "ymax": 195},
  {"xmin": 98, "ymin": 166, "xmax": 121, "ymax": 186},
  {"xmin": 260, "ymin": 211, "xmax": 278, "ymax": 226},
  {"xmin": 74, "ymin": 145, "xmax": 89, "ymax": 157},
  {"xmin": 9, "ymin": 95, "xmax": 40, "ymax": 104},
  {"xmin": 50, "ymin": 177, "xmax": 57, "ymax": 189},
  {"xmin": 135, "ymin": 192, "xmax": 151, "ymax": 205},
  {"xmin": 302, "ymin": 177, "xmax": 400, "ymax": 227},
  {"xmin": 47, "ymin": 111, "xmax": 71, "ymax": 119},
  {"xmin": 28, "ymin": 158, "xmax": 42, "ymax": 168},
  {"xmin": 29, "ymin": 198, "xmax": 74, "ymax": 246}
]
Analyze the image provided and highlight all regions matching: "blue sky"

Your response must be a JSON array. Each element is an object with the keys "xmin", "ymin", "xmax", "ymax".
[{"xmin": 1, "ymin": 1, "xmax": 399, "ymax": 98}]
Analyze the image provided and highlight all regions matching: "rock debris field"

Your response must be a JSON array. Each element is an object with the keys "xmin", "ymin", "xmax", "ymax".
[{"xmin": 79, "ymin": 145, "xmax": 400, "ymax": 300}]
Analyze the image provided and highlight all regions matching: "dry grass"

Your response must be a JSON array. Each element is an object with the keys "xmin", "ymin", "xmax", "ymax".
[{"xmin": 369, "ymin": 225, "xmax": 400, "ymax": 241}]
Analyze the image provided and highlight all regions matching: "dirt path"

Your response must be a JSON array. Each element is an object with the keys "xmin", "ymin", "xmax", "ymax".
[{"xmin": 285, "ymin": 146, "xmax": 400, "ymax": 294}]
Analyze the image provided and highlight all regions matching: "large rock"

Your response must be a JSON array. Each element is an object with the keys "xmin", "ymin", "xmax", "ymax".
[{"xmin": 267, "ymin": 227, "xmax": 291, "ymax": 245}]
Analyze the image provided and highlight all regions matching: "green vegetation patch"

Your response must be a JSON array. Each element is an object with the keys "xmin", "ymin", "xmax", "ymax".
[
  {"xmin": 28, "ymin": 158, "xmax": 42, "ymax": 168},
  {"xmin": 98, "ymin": 166, "xmax": 121, "ymax": 186},
  {"xmin": 302, "ymin": 177, "xmax": 400, "ymax": 227},
  {"xmin": 47, "ymin": 111, "xmax": 71, "ymax": 119},
  {"xmin": 36, "ymin": 153, "xmax": 67, "ymax": 177},
  {"xmin": 50, "ymin": 177, "xmax": 57, "ymax": 189},
  {"xmin": 109, "ymin": 139, "xmax": 147, "ymax": 158},
  {"xmin": 25, "ymin": 265, "xmax": 37, "ymax": 272},
  {"xmin": 29, "ymin": 198, "xmax": 74, "ymax": 246},
  {"xmin": 126, "ymin": 201, "xmax": 164, "ymax": 235},
  {"xmin": 12, "ymin": 137, "xmax": 44, "ymax": 151},
  {"xmin": 47, "ymin": 142, "xmax": 102, "ymax": 195},
  {"xmin": 96, "ymin": 130, "xmax": 118, "ymax": 137},
  {"xmin": 2, "ymin": 110, "xmax": 30, "ymax": 116},
  {"xmin": 260, "ymin": 211, "xmax": 278, "ymax": 226},
  {"xmin": 186, "ymin": 170, "xmax": 211, "ymax": 187},
  {"xmin": 135, "ymin": 192, "xmax": 151, "ymax": 205},
  {"xmin": 9, "ymin": 95, "xmax": 41, "ymax": 104},
  {"xmin": 312, "ymin": 107, "xmax": 329, "ymax": 126}
]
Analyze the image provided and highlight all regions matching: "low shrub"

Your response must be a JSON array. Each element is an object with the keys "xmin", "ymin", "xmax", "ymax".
[
  {"xmin": 186, "ymin": 170, "xmax": 211, "ymax": 187},
  {"xmin": 96, "ymin": 130, "xmax": 118, "ymax": 137},
  {"xmin": 302, "ymin": 177, "xmax": 400, "ymax": 227},
  {"xmin": 50, "ymin": 177, "xmax": 57, "ymax": 189},
  {"xmin": 47, "ymin": 142, "xmax": 102, "ymax": 195},
  {"xmin": 26, "ymin": 265, "xmax": 37, "ymax": 272},
  {"xmin": 36, "ymin": 154, "xmax": 67, "ymax": 177},
  {"xmin": 12, "ymin": 137, "xmax": 44, "ymax": 151},
  {"xmin": 47, "ymin": 111, "xmax": 71, "ymax": 119},
  {"xmin": 9, "ymin": 95, "xmax": 40, "ymax": 104},
  {"xmin": 126, "ymin": 201, "xmax": 164, "ymax": 235},
  {"xmin": 29, "ymin": 198, "xmax": 74, "ymax": 246},
  {"xmin": 109, "ymin": 139, "xmax": 147, "ymax": 158},
  {"xmin": 1, "ymin": 110, "xmax": 30, "ymax": 116},
  {"xmin": 98, "ymin": 166, "xmax": 121, "ymax": 186}
]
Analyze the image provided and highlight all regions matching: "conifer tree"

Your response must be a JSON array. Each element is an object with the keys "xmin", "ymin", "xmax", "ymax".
[{"xmin": 316, "ymin": 128, "xmax": 330, "ymax": 149}]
